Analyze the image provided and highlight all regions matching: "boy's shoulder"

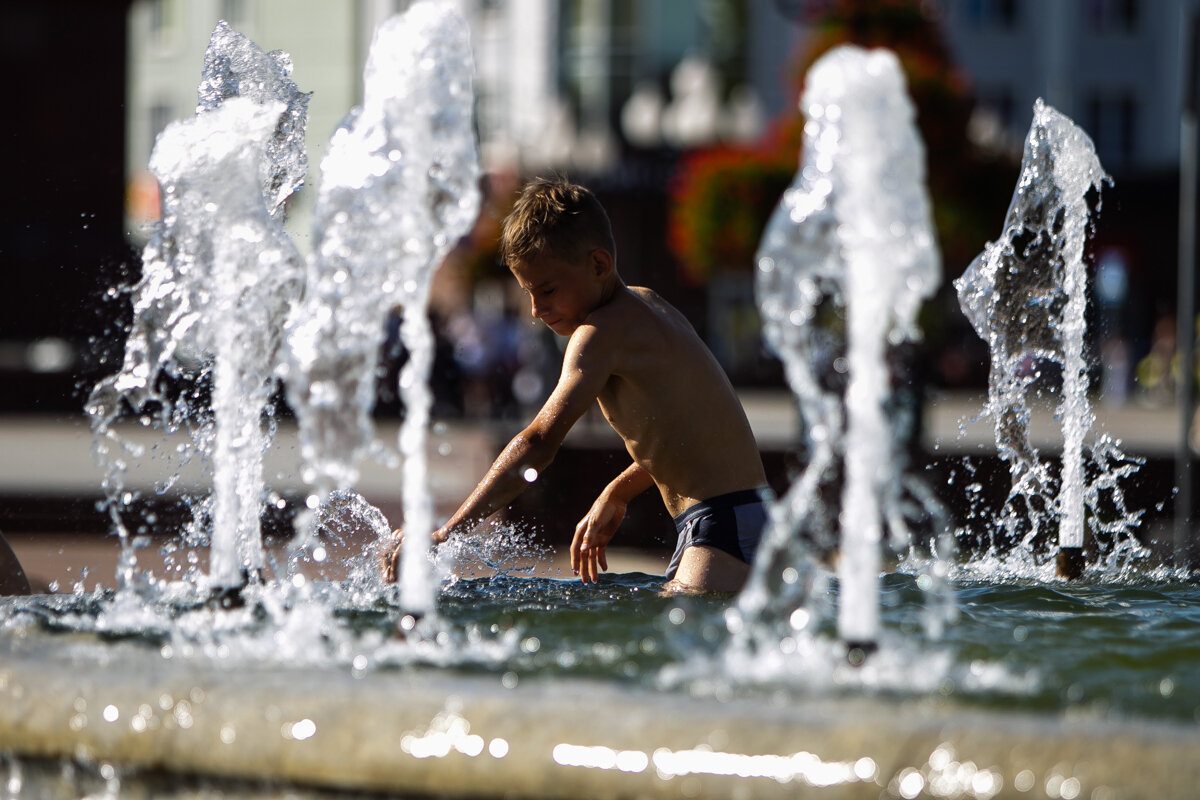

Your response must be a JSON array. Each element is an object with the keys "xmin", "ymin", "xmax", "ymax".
[
  {"xmin": 609, "ymin": 285, "xmax": 670, "ymax": 315},
  {"xmin": 581, "ymin": 286, "xmax": 693, "ymax": 346},
  {"xmin": 625, "ymin": 285, "xmax": 691, "ymax": 328},
  {"xmin": 628, "ymin": 285, "xmax": 665, "ymax": 306},
  {"xmin": 584, "ymin": 286, "xmax": 663, "ymax": 330}
]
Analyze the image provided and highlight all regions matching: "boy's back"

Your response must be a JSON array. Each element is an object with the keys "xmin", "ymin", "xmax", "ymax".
[{"xmin": 586, "ymin": 285, "xmax": 766, "ymax": 519}]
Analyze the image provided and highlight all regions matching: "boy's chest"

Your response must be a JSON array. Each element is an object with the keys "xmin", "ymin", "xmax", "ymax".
[{"xmin": 596, "ymin": 375, "xmax": 654, "ymax": 445}]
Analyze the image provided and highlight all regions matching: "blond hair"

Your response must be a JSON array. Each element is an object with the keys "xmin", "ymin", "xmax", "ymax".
[{"xmin": 500, "ymin": 178, "xmax": 616, "ymax": 268}]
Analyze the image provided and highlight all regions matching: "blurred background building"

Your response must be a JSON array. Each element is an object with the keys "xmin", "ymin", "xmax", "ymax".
[
  {"xmin": 124, "ymin": 0, "xmax": 788, "ymax": 228},
  {"xmin": 3, "ymin": 0, "xmax": 1200, "ymax": 414}
]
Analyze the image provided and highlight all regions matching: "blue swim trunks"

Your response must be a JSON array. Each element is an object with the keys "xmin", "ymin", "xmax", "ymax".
[{"xmin": 665, "ymin": 488, "xmax": 768, "ymax": 580}]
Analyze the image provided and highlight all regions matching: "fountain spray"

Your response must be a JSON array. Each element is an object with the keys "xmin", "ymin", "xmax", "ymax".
[
  {"xmin": 955, "ymin": 100, "xmax": 1108, "ymax": 579},
  {"xmin": 750, "ymin": 46, "xmax": 939, "ymax": 655},
  {"xmin": 284, "ymin": 0, "xmax": 480, "ymax": 616},
  {"xmin": 87, "ymin": 23, "xmax": 309, "ymax": 598},
  {"xmin": 90, "ymin": 3, "xmax": 477, "ymax": 611}
]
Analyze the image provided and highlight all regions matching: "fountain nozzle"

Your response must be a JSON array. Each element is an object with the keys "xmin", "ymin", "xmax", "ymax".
[
  {"xmin": 206, "ymin": 567, "xmax": 264, "ymax": 610},
  {"xmin": 1056, "ymin": 547, "xmax": 1085, "ymax": 580},
  {"xmin": 844, "ymin": 641, "xmax": 877, "ymax": 667}
]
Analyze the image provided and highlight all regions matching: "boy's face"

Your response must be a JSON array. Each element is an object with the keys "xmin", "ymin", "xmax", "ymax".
[{"xmin": 510, "ymin": 249, "xmax": 610, "ymax": 336}]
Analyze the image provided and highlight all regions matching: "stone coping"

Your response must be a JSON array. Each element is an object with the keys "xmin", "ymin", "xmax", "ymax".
[{"xmin": 1, "ymin": 643, "xmax": 1197, "ymax": 799}]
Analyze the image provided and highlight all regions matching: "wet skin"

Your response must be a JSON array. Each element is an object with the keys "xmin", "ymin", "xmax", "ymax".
[{"xmin": 386, "ymin": 247, "xmax": 766, "ymax": 592}]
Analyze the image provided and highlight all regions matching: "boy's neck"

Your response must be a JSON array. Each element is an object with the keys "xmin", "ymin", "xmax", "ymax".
[{"xmin": 598, "ymin": 275, "xmax": 624, "ymax": 308}]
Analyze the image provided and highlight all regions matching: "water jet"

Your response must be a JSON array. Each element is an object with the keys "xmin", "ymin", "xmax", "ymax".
[{"xmin": 955, "ymin": 99, "xmax": 1144, "ymax": 580}]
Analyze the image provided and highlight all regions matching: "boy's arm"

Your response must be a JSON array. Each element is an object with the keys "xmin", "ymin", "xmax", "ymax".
[
  {"xmin": 386, "ymin": 324, "xmax": 619, "ymax": 580},
  {"xmin": 571, "ymin": 461, "xmax": 655, "ymax": 583}
]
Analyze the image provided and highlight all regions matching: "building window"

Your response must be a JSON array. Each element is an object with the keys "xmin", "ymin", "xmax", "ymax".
[
  {"xmin": 699, "ymin": 0, "xmax": 748, "ymax": 87},
  {"xmin": 961, "ymin": 0, "xmax": 1020, "ymax": 30},
  {"xmin": 150, "ymin": 102, "xmax": 175, "ymax": 145},
  {"xmin": 220, "ymin": 0, "xmax": 248, "ymax": 27},
  {"xmin": 559, "ymin": 0, "xmax": 638, "ymax": 135},
  {"xmin": 1083, "ymin": 0, "xmax": 1138, "ymax": 34},
  {"xmin": 1084, "ymin": 93, "xmax": 1137, "ymax": 168},
  {"xmin": 149, "ymin": 0, "xmax": 174, "ymax": 38},
  {"xmin": 147, "ymin": 0, "xmax": 181, "ymax": 52}
]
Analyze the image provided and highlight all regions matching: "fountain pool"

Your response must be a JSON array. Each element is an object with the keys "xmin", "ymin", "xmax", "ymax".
[
  {"xmin": 2, "ymin": 8, "xmax": 1199, "ymax": 800},
  {"xmin": 3, "ymin": 570, "xmax": 1200, "ymax": 798}
]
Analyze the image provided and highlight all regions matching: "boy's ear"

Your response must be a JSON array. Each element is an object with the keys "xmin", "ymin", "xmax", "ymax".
[{"xmin": 590, "ymin": 248, "xmax": 614, "ymax": 278}]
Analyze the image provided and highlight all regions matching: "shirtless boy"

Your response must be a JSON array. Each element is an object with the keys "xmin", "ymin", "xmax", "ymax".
[{"xmin": 385, "ymin": 178, "xmax": 769, "ymax": 593}]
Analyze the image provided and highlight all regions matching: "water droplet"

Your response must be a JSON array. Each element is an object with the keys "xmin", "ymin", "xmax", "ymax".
[
  {"xmin": 288, "ymin": 718, "xmax": 317, "ymax": 740},
  {"xmin": 897, "ymin": 768, "xmax": 924, "ymax": 799},
  {"xmin": 789, "ymin": 608, "xmax": 810, "ymax": 630},
  {"xmin": 1013, "ymin": 770, "xmax": 1036, "ymax": 792}
]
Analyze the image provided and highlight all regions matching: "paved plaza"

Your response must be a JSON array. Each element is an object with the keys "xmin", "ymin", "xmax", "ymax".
[{"xmin": 0, "ymin": 391, "xmax": 1188, "ymax": 591}]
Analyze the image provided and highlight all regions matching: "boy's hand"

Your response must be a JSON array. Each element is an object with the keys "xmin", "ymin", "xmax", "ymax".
[
  {"xmin": 571, "ymin": 494, "xmax": 625, "ymax": 584},
  {"xmin": 382, "ymin": 527, "xmax": 451, "ymax": 583},
  {"xmin": 382, "ymin": 529, "xmax": 404, "ymax": 583}
]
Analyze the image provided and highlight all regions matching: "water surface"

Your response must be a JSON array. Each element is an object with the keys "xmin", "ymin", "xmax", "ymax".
[{"xmin": 4, "ymin": 565, "xmax": 1196, "ymax": 725}]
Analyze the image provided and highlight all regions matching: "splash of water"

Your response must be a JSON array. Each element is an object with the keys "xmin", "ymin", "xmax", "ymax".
[
  {"xmin": 87, "ymin": 23, "xmax": 309, "ymax": 591},
  {"xmin": 954, "ymin": 100, "xmax": 1144, "ymax": 572},
  {"xmin": 196, "ymin": 21, "xmax": 311, "ymax": 216},
  {"xmin": 283, "ymin": 1, "xmax": 480, "ymax": 614},
  {"xmin": 739, "ymin": 46, "xmax": 941, "ymax": 652}
]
